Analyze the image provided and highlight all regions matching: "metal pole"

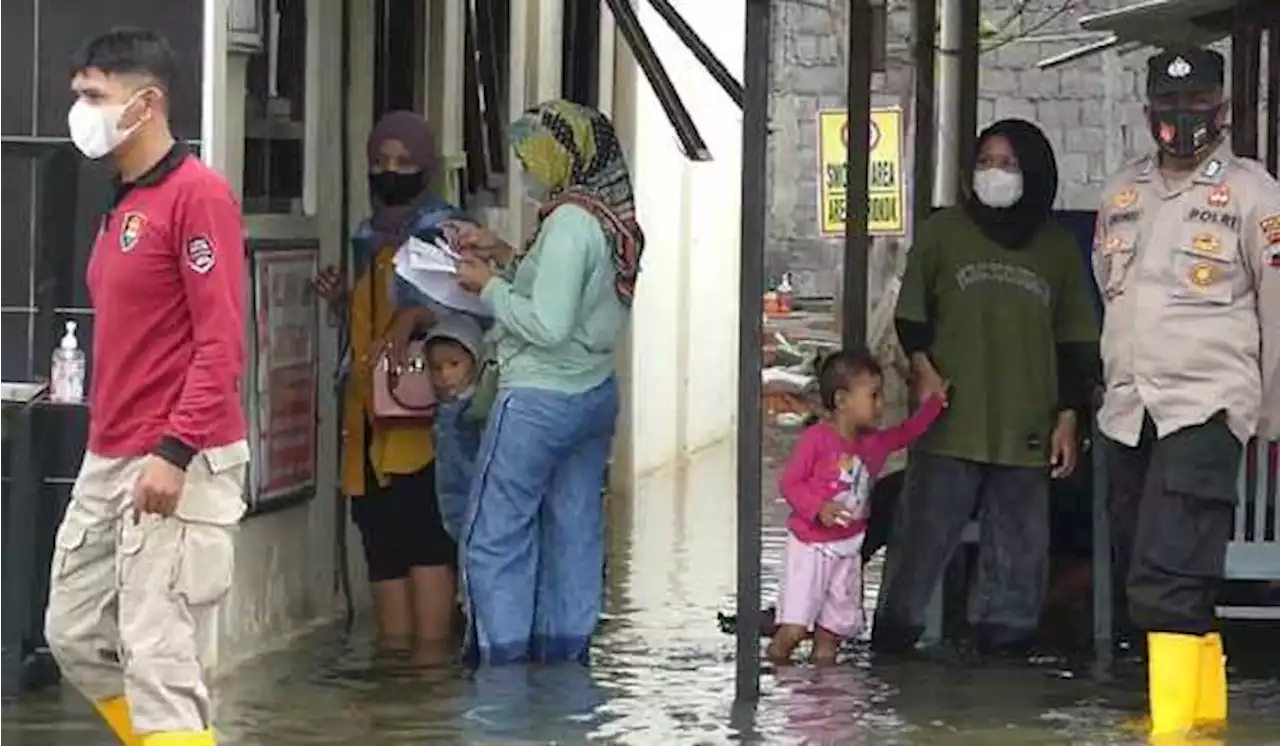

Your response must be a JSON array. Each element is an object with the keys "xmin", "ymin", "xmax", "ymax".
[
  {"xmin": 956, "ymin": 0, "xmax": 980, "ymax": 198},
  {"xmin": 647, "ymin": 0, "xmax": 745, "ymax": 107},
  {"xmin": 842, "ymin": 0, "xmax": 874, "ymax": 348},
  {"xmin": 1230, "ymin": 11, "xmax": 1261, "ymax": 160},
  {"xmin": 911, "ymin": 0, "xmax": 937, "ymax": 233},
  {"xmin": 604, "ymin": 0, "xmax": 712, "ymax": 160},
  {"xmin": 735, "ymin": 0, "xmax": 770, "ymax": 704},
  {"xmin": 1091, "ymin": 428, "xmax": 1114, "ymax": 673},
  {"xmin": 933, "ymin": 0, "xmax": 962, "ymax": 206},
  {"xmin": 1268, "ymin": 19, "xmax": 1280, "ymax": 177}
]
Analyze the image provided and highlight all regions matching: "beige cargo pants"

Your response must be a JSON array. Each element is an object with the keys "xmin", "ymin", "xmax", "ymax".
[{"xmin": 45, "ymin": 441, "xmax": 249, "ymax": 736}]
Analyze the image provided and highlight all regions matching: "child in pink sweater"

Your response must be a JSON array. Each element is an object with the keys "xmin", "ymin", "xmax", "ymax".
[{"xmin": 767, "ymin": 347, "xmax": 946, "ymax": 664}]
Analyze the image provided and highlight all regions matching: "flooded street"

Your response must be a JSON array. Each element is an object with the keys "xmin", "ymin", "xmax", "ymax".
[{"xmin": 5, "ymin": 438, "xmax": 1280, "ymax": 744}]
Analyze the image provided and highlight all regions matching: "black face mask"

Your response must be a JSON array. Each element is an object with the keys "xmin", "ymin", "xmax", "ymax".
[
  {"xmin": 369, "ymin": 171, "xmax": 425, "ymax": 206},
  {"xmin": 1148, "ymin": 105, "xmax": 1222, "ymax": 159}
]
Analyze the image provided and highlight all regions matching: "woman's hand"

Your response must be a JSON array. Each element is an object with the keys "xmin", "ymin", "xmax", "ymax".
[
  {"xmin": 380, "ymin": 306, "xmax": 433, "ymax": 368},
  {"xmin": 1049, "ymin": 410, "xmax": 1079, "ymax": 479},
  {"xmin": 312, "ymin": 264, "xmax": 346, "ymax": 307},
  {"xmin": 457, "ymin": 254, "xmax": 494, "ymax": 294},
  {"xmin": 445, "ymin": 220, "xmax": 514, "ymax": 265}
]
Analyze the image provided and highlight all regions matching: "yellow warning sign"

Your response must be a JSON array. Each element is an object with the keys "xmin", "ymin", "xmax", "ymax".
[{"xmin": 817, "ymin": 107, "xmax": 906, "ymax": 236}]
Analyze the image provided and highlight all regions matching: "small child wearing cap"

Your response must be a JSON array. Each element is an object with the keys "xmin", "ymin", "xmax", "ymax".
[{"xmin": 423, "ymin": 313, "xmax": 486, "ymax": 541}]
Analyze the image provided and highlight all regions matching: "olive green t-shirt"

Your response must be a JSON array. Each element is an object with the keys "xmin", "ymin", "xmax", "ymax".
[{"xmin": 895, "ymin": 207, "xmax": 1098, "ymax": 467}]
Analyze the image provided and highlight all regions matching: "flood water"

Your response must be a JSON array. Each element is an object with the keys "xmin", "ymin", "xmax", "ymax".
[{"xmin": 5, "ymin": 439, "xmax": 1280, "ymax": 745}]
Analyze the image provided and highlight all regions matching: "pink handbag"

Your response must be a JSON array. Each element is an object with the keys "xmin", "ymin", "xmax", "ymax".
[{"xmin": 372, "ymin": 340, "xmax": 437, "ymax": 420}]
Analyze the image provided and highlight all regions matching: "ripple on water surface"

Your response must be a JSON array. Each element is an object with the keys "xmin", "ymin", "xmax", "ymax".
[{"xmin": 4, "ymin": 442, "xmax": 1279, "ymax": 744}]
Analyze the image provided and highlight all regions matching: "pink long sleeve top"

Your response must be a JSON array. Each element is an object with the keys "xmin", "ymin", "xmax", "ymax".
[{"xmin": 779, "ymin": 395, "xmax": 945, "ymax": 545}]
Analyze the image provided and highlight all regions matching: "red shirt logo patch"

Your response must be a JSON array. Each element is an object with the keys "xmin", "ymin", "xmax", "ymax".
[
  {"xmin": 1206, "ymin": 184, "xmax": 1231, "ymax": 208},
  {"xmin": 120, "ymin": 212, "xmax": 147, "ymax": 252},
  {"xmin": 186, "ymin": 236, "xmax": 216, "ymax": 274}
]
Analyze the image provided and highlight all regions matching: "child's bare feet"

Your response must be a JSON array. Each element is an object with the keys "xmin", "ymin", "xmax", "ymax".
[
  {"xmin": 767, "ymin": 624, "xmax": 809, "ymax": 664},
  {"xmin": 811, "ymin": 628, "xmax": 840, "ymax": 664}
]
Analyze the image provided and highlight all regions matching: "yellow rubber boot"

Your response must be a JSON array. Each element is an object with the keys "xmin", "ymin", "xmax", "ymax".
[
  {"xmin": 1194, "ymin": 632, "xmax": 1227, "ymax": 728},
  {"xmin": 94, "ymin": 696, "xmax": 141, "ymax": 746},
  {"xmin": 1148, "ymin": 632, "xmax": 1203, "ymax": 740},
  {"xmin": 139, "ymin": 731, "xmax": 217, "ymax": 745}
]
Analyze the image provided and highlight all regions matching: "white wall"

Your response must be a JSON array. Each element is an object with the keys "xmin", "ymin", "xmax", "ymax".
[{"xmin": 621, "ymin": 0, "xmax": 745, "ymax": 480}]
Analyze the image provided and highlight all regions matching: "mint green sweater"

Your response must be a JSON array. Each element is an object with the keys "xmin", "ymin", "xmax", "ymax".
[{"xmin": 479, "ymin": 203, "xmax": 625, "ymax": 393}]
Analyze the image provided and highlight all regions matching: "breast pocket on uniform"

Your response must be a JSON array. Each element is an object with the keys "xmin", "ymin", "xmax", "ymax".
[
  {"xmin": 1099, "ymin": 234, "xmax": 1137, "ymax": 300},
  {"xmin": 1170, "ymin": 230, "xmax": 1238, "ymax": 305}
]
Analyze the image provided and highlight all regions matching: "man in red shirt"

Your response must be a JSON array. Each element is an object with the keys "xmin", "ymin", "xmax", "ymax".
[{"xmin": 43, "ymin": 28, "xmax": 247, "ymax": 746}]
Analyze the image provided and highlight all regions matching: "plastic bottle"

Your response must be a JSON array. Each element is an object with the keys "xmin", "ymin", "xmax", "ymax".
[{"xmin": 50, "ymin": 320, "xmax": 86, "ymax": 404}]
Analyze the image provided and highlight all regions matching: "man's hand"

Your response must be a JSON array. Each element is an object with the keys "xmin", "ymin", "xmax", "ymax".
[
  {"xmin": 457, "ymin": 254, "xmax": 495, "ymax": 294},
  {"xmin": 817, "ymin": 501, "xmax": 855, "ymax": 528},
  {"xmin": 1050, "ymin": 410, "xmax": 1079, "ymax": 479},
  {"xmin": 133, "ymin": 456, "xmax": 187, "ymax": 518}
]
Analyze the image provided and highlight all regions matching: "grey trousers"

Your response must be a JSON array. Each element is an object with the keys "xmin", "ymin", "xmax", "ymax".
[{"xmin": 872, "ymin": 451, "xmax": 1050, "ymax": 650}]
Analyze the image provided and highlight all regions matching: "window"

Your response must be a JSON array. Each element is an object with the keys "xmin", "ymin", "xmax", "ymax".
[
  {"xmin": 462, "ymin": 0, "xmax": 510, "ymax": 204},
  {"xmin": 562, "ymin": 0, "xmax": 600, "ymax": 108},
  {"xmin": 242, "ymin": 0, "xmax": 308, "ymax": 215},
  {"xmin": 374, "ymin": 0, "xmax": 424, "ymax": 118}
]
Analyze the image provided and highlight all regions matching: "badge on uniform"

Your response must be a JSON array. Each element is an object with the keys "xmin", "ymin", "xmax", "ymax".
[
  {"xmin": 1267, "ymin": 244, "xmax": 1280, "ymax": 270},
  {"xmin": 120, "ymin": 212, "xmax": 147, "ymax": 253},
  {"xmin": 1188, "ymin": 261, "xmax": 1218, "ymax": 288},
  {"xmin": 1112, "ymin": 188, "xmax": 1138, "ymax": 210},
  {"xmin": 1262, "ymin": 214, "xmax": 1280, "ymax": 246},
  {"xmin": 1190, "ymin": 233, "xmax": 1220, "ymax": 254},
  {"xmin": 186, "ymin": 236, "xmax": 216, "ymax": 274},
  {"xmin": 1103, "ymin": 235, "xmax": 1126, "ymax": 253},
  {"xmin": 1207, "ymin": 183, "xmax": 1231, "ymax": 208}
]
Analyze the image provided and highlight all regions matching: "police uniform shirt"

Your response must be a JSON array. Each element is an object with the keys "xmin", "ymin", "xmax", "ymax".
[{"xmin": 1093, "ymin": 140, "xmax": 1280, "ymax": 446}]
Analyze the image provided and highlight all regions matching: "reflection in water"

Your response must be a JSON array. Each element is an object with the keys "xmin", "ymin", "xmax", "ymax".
[{"xmin": 5, "ymin": 441, "xmax": 1279, "ymax": 744}]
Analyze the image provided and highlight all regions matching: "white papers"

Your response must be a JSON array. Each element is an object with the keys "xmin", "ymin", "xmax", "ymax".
[{"xmin": 393, "ymin": 234, "xmax": 493, "ymax": 317}]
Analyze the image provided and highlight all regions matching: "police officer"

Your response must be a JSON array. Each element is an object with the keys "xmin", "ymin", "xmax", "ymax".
[
  {"xmin": 44, "ymin": 29, "xmax": 247, "ymax": 746},
  {"xmin": 1093, "ymin": 46, "xmax": 1279, "ymax": 738}
]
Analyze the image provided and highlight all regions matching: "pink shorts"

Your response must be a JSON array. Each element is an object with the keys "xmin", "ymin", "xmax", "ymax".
[{"xmin": 775, "ymin": 532, "xmax": 865, "ymax": 638}]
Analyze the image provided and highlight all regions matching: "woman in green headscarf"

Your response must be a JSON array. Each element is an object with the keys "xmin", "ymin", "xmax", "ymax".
[{"xmin": 449, "ymin": 100, "xmax": 642, "ymax": 665}]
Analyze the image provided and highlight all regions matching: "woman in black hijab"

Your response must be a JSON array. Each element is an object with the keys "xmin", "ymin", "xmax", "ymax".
[{"xmin": 872, "ymin": 119, "xmax": 1101, "ymax": 656}]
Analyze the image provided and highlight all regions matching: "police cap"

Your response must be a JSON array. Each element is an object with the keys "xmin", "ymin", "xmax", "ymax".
[{"xmin": 1146, "ymin": 47, "xmax": 1225, "ymax": 97}]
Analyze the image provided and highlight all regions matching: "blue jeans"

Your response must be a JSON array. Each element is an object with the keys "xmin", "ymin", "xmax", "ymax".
[
  {"xmin": 434, "ymin": 399, "xmax": 483, "ymax": 541},
  {"xmin": 463, "ymin": 377, "xmax": 617, "ymax": 665}
]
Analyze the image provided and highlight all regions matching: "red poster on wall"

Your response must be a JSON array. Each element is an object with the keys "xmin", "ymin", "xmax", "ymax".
[{"xmin": 252, "ymin": 247, "xmax": 319, "ymax": 504}]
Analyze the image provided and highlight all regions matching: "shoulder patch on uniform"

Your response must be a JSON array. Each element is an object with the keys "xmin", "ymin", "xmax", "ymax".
[
  {"xmin": 1262, "ymin": 214, "xmax": 1280, "ymax": 246},
  {"xmin": 186, "ymin": 236, "xmax": 216, "ymax": 274},
  {"xmin": 120, "ymin": 212, "xmax": 147, "ymax": 252},
  {"xmin": 1111, "ymin": 187, "xmax": 1138, "ymax": 209}
]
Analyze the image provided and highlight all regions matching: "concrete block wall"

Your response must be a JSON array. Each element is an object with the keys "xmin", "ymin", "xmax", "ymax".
[{"xmin": 766, "ymin": 0, "xmax": 1267, "ymax": 299}]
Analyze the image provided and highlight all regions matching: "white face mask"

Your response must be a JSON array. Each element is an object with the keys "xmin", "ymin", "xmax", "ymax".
[
  {"xmin": 521, "ymin": 170, "xmax": 552, "ymax": 205},
  {"xmin": 972, "ymin": 167, "xmax": 1024, "ymax": 208},
  {"xmin": 67, "ymin": 91, "xmax": 147, "ymax": 159}
]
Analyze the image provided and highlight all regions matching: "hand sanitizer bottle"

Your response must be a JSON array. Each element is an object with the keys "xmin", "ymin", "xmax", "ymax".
[{"xmin": 50, "ymin": 320, "xmax": 86, "ymax": 404}]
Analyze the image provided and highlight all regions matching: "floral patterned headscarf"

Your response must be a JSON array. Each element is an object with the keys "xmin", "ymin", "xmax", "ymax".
[{"xmin": 510, "ymin": 100, "xmax": 645, "ymax": 305}]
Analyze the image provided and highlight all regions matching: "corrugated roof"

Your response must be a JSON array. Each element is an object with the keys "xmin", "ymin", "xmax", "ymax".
[{"xmin": 1036, "ymin": 0, "xmax": 1258, "ymax": 69}]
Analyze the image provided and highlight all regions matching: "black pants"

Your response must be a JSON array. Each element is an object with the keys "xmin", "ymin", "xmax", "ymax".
[
  {"xmin": 872, "ymin": 451, "xmax": 1049, "ymax": 652},
  {"xmin": 351, "ymin": 461, "xmax": 458, "ymax": 582},
  {"xmin": 1106, "ymin": 412, "xmax": 1240, "ymax": 636}
]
